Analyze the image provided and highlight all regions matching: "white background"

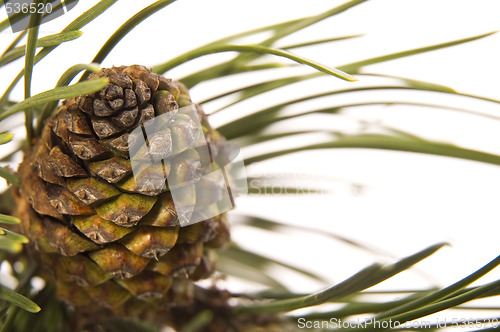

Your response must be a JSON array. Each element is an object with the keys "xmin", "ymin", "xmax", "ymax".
[{"xmin": 2, "ymin": 0, "xmax": 500, "ymax": 321}]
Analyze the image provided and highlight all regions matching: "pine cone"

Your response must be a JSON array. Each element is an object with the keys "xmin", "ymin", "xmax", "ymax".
[{"xmin": 15, "ymin": 65, "xmax": 231, "ymax": 328}]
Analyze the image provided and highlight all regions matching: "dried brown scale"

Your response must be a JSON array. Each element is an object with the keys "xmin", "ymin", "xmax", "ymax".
[{"xmin": 15, "ymin": 65, "xmax": 234, "ymax": 329}]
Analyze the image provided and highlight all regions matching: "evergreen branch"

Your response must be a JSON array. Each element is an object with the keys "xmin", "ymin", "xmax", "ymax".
[
  {"xmin": 0, "ymin": 31, "xmax": 83, "ymax": 67},
  {"xmin": 0, "ymin": 0, "xmax": 117, "ymax": 110},
  {"xmin": 235, "ymin": 263, "xmax": 384, "ymax": 314},
  {"xmin": 24, "ymin": 0, "xmax": 43, "ymax": 143},
  {"xmin": 0, "ymin": 285, "xmax": 41, "ymax": 313},
  {"xmin": 0, "ymin": 166, "xmax": 18, "ymax": 185},
  {"xmin": 36, "ymin": 63, "xmax": 101, "ymax": 134},
  {"xmin": 153, "ymin": 44, "xmax": 357, "ymax": 82},
  {"xmin": 350, "ymin": 280, "xmax": 500, "ymax": 331},
  {"xmin": 0, "ymin": 78, "xmax": 109, "ymax": 121},
  {"xmin": 282, "ymin": 34, "xmax": 364, "ymax": 50},
  {"xmin": 243, "ymin": 132, "xmax": 500, "ymax": 167},
  {"xmin": 81, "ymin": 0, "xmax": 176, "ymax": 80},
  {"xmin": 375, "ymin": 254, "xmax": 500, "ymax": 319},
  {"xmin": 0, "ymin": 133, "xmax": 13, "ymax": 145},
  {"xmin": 338, "ymin": 32, "xmax": 498, "ymax": 73},
  {"xmin": 236, "ymin": 243, "xmax": 446, "ymax": 315}
]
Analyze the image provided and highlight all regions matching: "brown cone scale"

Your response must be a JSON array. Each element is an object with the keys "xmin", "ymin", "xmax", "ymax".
[{"xmin": 15, "ymin": 65, "xmax": 230, "ymax": 325}]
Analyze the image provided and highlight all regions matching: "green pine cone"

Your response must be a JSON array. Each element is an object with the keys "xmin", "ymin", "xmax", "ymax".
[{"xmin": 15, "ymin": 65, "xmax": 231, "ymax": 328}]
